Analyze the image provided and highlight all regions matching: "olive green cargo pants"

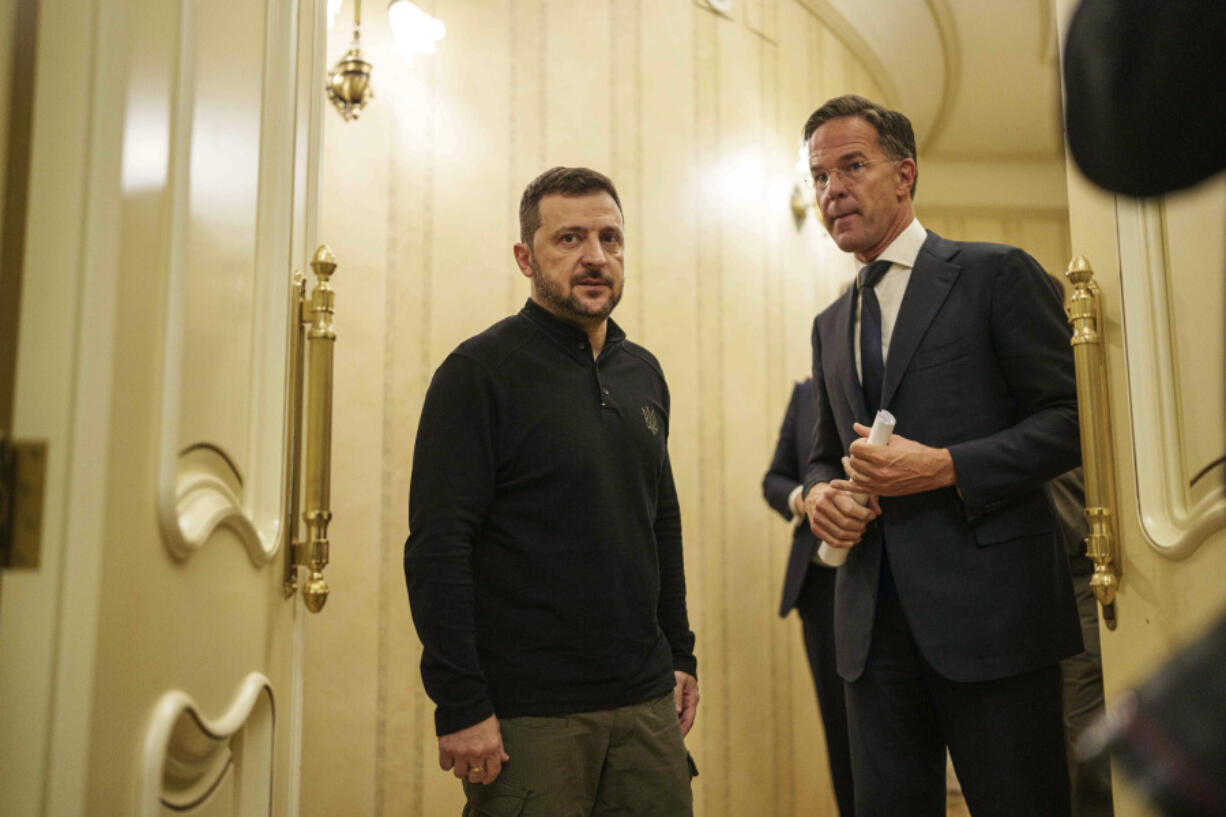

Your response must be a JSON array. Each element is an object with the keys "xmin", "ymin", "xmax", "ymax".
[{"xmin": 461, "ymin": 693, "xmax": 693, "ymax": 817}]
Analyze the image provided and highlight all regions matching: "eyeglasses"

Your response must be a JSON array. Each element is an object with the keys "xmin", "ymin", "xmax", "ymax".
[{"xmin": 811, "ymin": 159, "xmax": 898, "ymax": 191}]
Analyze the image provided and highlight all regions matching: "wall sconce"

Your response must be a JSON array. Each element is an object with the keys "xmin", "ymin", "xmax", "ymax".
[
  {"xmin": 790, "ymin": 183, "xmax": 811, "ymax": 228},
  {"xmin": 326, "ymin": 0, "xmax": 374, "ymax": 121},
  {"xmin": 388, "ymin": 0, "xmax": 446, "ymax": 58},
  {"xmin": 790, "ymin": 139, "xmax": 816, "ymax": 228}
]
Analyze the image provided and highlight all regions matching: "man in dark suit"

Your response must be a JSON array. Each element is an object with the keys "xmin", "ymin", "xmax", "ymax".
[
  {"xmin": 800, "ymin": 95, "xmax": 1083, "ymax": 816},
  {"xmin": 763, "ymin": 377, "xmax": 855, "ymax": 817}
]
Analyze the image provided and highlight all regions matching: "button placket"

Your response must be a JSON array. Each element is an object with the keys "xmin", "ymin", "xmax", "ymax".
[{"xmin": 594, "ymin": 368, "xmax": 615, "ymax": 411}]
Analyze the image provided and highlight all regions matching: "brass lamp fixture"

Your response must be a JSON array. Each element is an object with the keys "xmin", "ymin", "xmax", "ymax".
[
  {"xmin": 790, "ymin": 183, "xmax": 811, "ymax": 229},
  {"xmin": 790, "ymin": 139, "xmax": 816, "ymax": 228},
  {"xmin": 327, "ymin": 0, "xmax": 374, "ymax": 121}
]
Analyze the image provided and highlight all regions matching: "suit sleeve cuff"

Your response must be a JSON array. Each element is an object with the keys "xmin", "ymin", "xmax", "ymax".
[{"xmin": 786, "ymin": 485, "xmax": 804, "ymax": 521}]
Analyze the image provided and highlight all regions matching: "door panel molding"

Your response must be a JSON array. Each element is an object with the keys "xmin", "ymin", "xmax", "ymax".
[
  {"xmin": 1116, "ymin": 195, "xmax": 1226, "ymax": 558},
  {"xmin": 140, "ymin": 673, "xmax": 274, "ymax": 816},
  {"xmin": 154, "ymin": 0, "xmax": 296, "ymax": 565}
]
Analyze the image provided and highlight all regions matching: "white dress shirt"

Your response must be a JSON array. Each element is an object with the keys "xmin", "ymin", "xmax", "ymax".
[
  {"xmin": 811, "ymin": 217, "xmax": 928, "ymax": 561},
  {"xmin": 853, "ymin": 217, "xmax": 928, "ymax": 383}
]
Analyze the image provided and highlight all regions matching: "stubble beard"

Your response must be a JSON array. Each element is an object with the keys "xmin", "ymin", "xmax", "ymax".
[{"xmin": 531, "ymin": 259, "xmax": 622, "ymax": 324}]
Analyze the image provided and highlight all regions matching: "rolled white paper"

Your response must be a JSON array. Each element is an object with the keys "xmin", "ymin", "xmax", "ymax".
[{"xmin": 816, "ymin": 409, "xmax": 896, "ymax": 567}]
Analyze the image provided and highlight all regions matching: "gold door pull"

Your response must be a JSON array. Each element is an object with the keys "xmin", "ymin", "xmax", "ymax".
[
  {"xmin": 1066, "ymin": 256, "xmax": 1121, "ymax": 630},
  {"xmin": 285, "ymin": 246, "xmax": 338, "ymax": 613}
]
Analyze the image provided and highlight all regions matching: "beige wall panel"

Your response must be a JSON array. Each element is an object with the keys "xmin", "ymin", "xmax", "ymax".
[
  {"xmin": 768, "ymin": 7, "xmax": 851, "ymax": 814},
  {"xmin": 638, "ymin": 0, "xmax": 701, "ymax": 653},
  {"xmin": 921, "ymin": 214, "xmax": 949, "ymax": 238},
  {"xmin": 916, "ymin": 208, "xmax": 1072, "ymax": 284},
  {"xmin": 543, "ymin": 0, "xmax": 612, "ymax": 170},
  {"xmin": 690, "ymin": 9, "xmax": 727, "ymax": 814},
  {"xmin": 943, "ymin": 216, "xmax": 966, "ymax": 242},
  {"xmin": 506, "ymin": 0, "xmax": 547, "ymax": 312},
  {"xmin": 759, "ymin": 30, "xmax": 794, "ymax": 817},
  {"xmin": 693, "ymin": 0, "xmax": 739, "ymax": 23},
  {"xmin": 842, "ymin": 49, "xmax": 874, "ymax": 99},
  {"xmin": 610, "ymin": 0, "xmax": 645, "ymax": 336},
  {"xmin": 746, "ymin": 0, "xmax": 778, "ymax": 42},
  {"xmin": 772, "ymin": 1, "xmax": 809, "ymax": 384},
  {"xmin": 303, "ymin": 19, "xmax": 397, "ymax": 817},
  {"xmin": 960, "ymin": 215, "xmax": 1006, "ymax": 245},
  {"xmin": 777, "ymin": 15, "xmax": 814, "ymax": 812},
  {"xmin": 634, "ymin": 13, "xmax": 709, "ymax": 808},
  {"xmin": 379, "ymin": 48, "xmax": 444, "ymax": 817},
  {"xmin": 715, "ymin": 19, "xmax": 775, "ymax": 817},
  {"xmin": 1018, "ymin": 216, "xmax": 1072, "ymax": 277},
  {"xmin": 746, "ymin": 0, "xmax": 763, "ymax": 36},
  {"xmin": 427, "ymin": 0, "xmax": 514, "ymax": 364},
  {"xmin": 817, "ymin": 26, "xmax": 845, "ymax": 99}
]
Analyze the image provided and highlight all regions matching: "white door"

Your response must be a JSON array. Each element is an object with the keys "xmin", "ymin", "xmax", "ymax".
[{"xmin": 0, "ymin": 0, "xmax": 332, "ymax": 814}]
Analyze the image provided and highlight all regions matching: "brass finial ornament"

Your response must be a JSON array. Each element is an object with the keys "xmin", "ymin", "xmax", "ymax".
[{"xmin": 327, "ymin": 0, "xmax": 373, "ymax": 121}]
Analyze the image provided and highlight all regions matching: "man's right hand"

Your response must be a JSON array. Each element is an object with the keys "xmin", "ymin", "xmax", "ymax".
[
  {"xmin": 438, "ymin": 714, "xmax": 509, "ymax": 785},
  {"xmin": 805, "ymin": 481, "xmax": 879, "ymax": 549}
]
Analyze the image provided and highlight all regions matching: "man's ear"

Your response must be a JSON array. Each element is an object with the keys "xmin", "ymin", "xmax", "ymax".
[
  {"xmin": 513, "ymin": 242, "xmax": 533, "ymax": 277},
  {"xmin": 896, "ymin": 158, "xmax": 917, "ymax": 198}
]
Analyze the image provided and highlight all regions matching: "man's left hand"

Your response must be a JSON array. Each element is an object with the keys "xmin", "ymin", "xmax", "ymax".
[
  {"xmin": 832, "ymin": 422, "xmax": 956, "ymax": 497},
  {"xmin": 674, "ymin": 671, "xmax": 699, "ymax": 737}
]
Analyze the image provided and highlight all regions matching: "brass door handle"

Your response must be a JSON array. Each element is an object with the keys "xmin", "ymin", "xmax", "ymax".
[
  {"xmin": 1065, "ymin": 256, "xmax": 1121, "ymax": 629},
  {"xmin": 284, "ymin": 246, "xmax": 338, "ymax": 612}
]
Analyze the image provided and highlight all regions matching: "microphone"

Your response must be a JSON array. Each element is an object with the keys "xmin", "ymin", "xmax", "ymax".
[{"xmin": 816, "ymin": 409, "xmax": 896, "ymax": 567}]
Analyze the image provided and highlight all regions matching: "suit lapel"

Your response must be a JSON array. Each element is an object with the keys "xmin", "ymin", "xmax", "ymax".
[
  {"xmin": 830, "ymin": 284, "xmax": 870, "ymax": 423},
  {"xmin": 881, "ymin": 232, "xmax": 961, "ymax": 409}
]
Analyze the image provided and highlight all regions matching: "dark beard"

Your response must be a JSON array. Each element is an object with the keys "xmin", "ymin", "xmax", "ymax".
[{"xmin": 531, "ymin": 261, "xmax": 621, "ymax": 322}]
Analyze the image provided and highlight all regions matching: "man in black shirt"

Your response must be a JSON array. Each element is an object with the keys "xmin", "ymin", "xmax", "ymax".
[{"xmin": 405, "ymin": 167, "xmax": 698, "ymax": 816}]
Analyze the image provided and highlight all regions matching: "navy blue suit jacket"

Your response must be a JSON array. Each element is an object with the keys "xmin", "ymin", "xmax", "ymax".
[
  {"xmin": 763, "ymin": 379, "xmax": 830, "ymax": 618},
  {"xmin": 804, "ymin": 230, "xmax": 1083, "ymax": 683}
]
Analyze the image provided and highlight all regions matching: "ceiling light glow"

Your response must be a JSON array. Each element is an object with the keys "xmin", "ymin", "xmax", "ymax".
[{"xmin": 388, "ymin": 0, "xmax": 446, "ymax": 58}]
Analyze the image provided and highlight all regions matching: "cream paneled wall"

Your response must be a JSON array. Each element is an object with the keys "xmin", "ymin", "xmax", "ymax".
[
  {"xmin": 918, "ymin": 207, "xmax": 1073, "ymax": 284},
  {"xmin": 303, "ymin": 3, "xmax": 1067, "ymax": 816}
]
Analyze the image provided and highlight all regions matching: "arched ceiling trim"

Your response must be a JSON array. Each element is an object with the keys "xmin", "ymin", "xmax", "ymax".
[
  {"xmin": 793, "ymin": 0, "xmax": 902, "ymax": 111},
  {"xmin": 798, "ymin": 0, "xmax": 947, "ymax": 148},
  {"xmin": 916, "ymin": 0, "xmax": 961, "ymax": 155}
]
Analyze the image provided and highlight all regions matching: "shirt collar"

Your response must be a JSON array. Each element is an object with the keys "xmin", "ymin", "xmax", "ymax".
[
  {"xmin": 519, "ymin": 299, "xmax": 626, "ymax": 349},
  {"xmin": 870, "ymin": 217, "xmax": 927, "ymax": 271}
]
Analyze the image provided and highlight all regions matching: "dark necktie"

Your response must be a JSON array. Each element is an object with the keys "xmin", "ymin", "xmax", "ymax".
[
  {"xmin": 858, "ymin": 259, "xmax": 895, "ymax": 599},
  {"xmin": 859, "ymin": 260, "xmax": 892, "ymax": 413}
]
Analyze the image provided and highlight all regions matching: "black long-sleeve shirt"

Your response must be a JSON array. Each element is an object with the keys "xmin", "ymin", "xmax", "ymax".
[{"xmin": 405, "ymin": 300, "xmax": 697, "ymax": 736}]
